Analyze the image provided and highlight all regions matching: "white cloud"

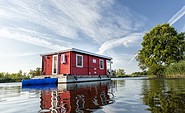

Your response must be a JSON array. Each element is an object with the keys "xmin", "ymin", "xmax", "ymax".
[
  {"xmin": 0, "ymin": 0, "xmax": 148, "ymax": 48},
  {"xmin": 98, "ymin": 33, "xmax": 144, "ymax": 54},
  {"xmin": 168, "ymin": 6, "xmax": 185, "ymax": 25},
  {"xmin": 0, "ymin": 1, "xmax": 79, "ymax": 39},
  {"xmin": 0, "ymin": 52, "xmax": 40, "ymax": 58},
  {"xmin": 128, "ymin": 53, "xmax": 138, "ymax": 64},
  {"xmin": 0, "ymin": 28, "xmax": 66, "ymax": 51},
  {"xmin": 0, "ymin": 0, "xmax": 148, "ymax": 73},
  {"xmin": 0, "ymin": 0, "xmax": 147, "ymax": 43}
]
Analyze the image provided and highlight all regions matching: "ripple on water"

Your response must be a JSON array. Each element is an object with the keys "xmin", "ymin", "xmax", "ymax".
[{"xmin": 1, "ymin": 78, "xmax": 185, "ymax": 113}]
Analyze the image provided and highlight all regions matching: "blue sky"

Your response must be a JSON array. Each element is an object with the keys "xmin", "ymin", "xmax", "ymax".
[{"xmin": 0, "ymin": 0, "xmax": 184, "ymax": 74}]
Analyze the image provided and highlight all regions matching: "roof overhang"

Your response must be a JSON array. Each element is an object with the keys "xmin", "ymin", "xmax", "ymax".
[{"xmin": 40, "ymin": 48, "xmax": 112, "ymax": 60}]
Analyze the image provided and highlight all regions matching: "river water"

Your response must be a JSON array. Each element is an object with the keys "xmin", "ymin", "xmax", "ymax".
[{"xmin": 0, "ymin": 77, "xmax": 185, "ymax": 113}]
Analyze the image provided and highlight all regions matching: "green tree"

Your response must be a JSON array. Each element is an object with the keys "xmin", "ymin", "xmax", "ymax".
[
  {"xmin": 136, "ymin": 24, "xmax": 185, "ymax": 76},
  {"xmin": 0, "ymin": 70, "xmax": 30, "ymax": 83},
  {"xmin": 131, "ymin": 71, "xmax": 147, "ymax": 76},
  {"xmin": 116, "ymin": 69, "xmax": 125, "ymax": 77},
  {"xmin": 28, "ymin": 67, "xmax": 41, "ymax": 78}
]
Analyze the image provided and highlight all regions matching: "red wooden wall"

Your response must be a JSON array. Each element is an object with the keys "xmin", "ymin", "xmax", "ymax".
[
  {"xmin": 88, "ymin": 56, "xmax": 107, "ymax": 75},
  {"xmin": 42, "ymin": 51, "xmax": 108, "ymax": 75},
  {"xmin": 42, "ymin": 55, "xmax": 52, "ymax": 75},
  {"xmin": 60, "ymin": 52, "xmax": 71, "ymax": 75},
  {"xmin": 70, "ymin": 52, "xmax": 89, "ymax": 75},
  {"xmin": 70, "ymin": 52, "xmax": 107, "ymax": 75}
]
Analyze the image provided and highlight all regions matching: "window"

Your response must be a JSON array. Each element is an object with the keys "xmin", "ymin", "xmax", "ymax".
[
  {"xmin": 61, "ymin": 54, "xmax": 66, "ymax": 64},
  {"xmin": 76, "ymin": 54, "xmax": 83, "ymax": 67},
  {"xmin": 99, "ymin": 59, "xmax": 104, "ymax": 69},
  {"xmin": 93, "ymin": 59, "xmax": 96, "ymax": 63},
  {"xmin": 52, "ymin": 55, "xmax": 58, "ymax": 75}
]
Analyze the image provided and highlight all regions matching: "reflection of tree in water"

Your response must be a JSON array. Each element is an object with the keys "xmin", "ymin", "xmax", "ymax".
[
  {"xmin": 117, "ymin": 80, "xmax": 125, "ymax": 87},
  {"xmin": 142, "ymin": 79, "xmax": 185, "ymax": 113},
  {"xmin": 111, "ymin": 80, "xmax": 125, "ymax": 92}
]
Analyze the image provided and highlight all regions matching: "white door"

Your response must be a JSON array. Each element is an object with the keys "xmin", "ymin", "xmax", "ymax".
[{"xmin": 52, "ymin": 55, "xmax": 58, "ymax": 75}]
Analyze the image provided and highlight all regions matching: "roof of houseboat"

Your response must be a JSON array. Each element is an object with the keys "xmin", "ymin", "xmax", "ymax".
[{"xmin": 40, "ymin": 48, "xmax": 112, "ymax": 60}]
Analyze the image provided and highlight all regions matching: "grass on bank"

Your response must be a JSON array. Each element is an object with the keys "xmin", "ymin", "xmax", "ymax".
[{"xmin": 146, "ymin": 61, "xmax": 185, "ymax": 78}]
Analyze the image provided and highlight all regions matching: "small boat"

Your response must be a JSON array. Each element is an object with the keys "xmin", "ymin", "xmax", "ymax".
[
  {"xmin": 22, "ymin": 78, "xmax": 58, "ymax": 86},
  {"xmin": 22, "ymin": 84, "xmax": 57, "ymax": 90}
]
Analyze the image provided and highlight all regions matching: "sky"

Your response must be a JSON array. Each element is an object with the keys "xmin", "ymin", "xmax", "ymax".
[{"xmin": 0, "ymin": 0, "xmax": 185, "ymax": 74}]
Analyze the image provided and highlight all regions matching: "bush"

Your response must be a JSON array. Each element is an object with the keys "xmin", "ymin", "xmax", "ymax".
[
  {"xmin": 164, "ymin": 61, "xmax": 185, "ymax": 77},
  {"xmin": 0, "ymin": 71, "xmax": 30, "ymax": 83},
  {"xmin": 147, "ymin": 64, "xmax": 166, "ymax": 77}
]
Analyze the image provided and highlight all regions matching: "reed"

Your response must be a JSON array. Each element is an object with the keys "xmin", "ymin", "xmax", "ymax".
[{"xmin": 164, "ymin": 61, "xmax": 185, "ymax": 77}]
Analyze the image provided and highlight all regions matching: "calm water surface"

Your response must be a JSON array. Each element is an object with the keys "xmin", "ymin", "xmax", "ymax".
[{"xmin": 0, "ymin": 77, "xmax": 185, "ymax": 113}]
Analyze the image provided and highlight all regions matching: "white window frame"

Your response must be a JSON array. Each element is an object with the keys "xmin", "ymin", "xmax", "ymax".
[
  {"xmin": 93, "ymin": 59, "xmax": 96, "ymax": 63},
  {"xmin": 61, "ymin": 54, "xmax": 66, "ymax": 64},
  {"xmin": 99, "ymin": 59, "xmax": 104, "ymax": 69},
  {"xmin": 76, "ymin": 54, "xmax": 83, "ymax": 68},
  {"xmin": 52, "ymin": 55, "xmax": 58, "ymax": 75}
]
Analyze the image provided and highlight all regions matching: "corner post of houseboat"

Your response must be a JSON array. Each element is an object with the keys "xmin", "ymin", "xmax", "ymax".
[
  {"xmin": 107, "ymin": 59, "xmax": 113, "ymax": 77},
  {"xmin": 40, "ymin": 54, "xmax": 44, "ymax": 75}
]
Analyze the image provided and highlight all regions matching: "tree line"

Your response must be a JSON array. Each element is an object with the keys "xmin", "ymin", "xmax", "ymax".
[
  {"xmin": 0, "ymin": 68, "xmax": 41, "ymax": 83},
  {"xmin": 111, "ymin": 69, "xmax": 146, "ymax": 77}
]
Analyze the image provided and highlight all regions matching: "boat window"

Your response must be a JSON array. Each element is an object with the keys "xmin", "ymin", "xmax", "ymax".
[
  {"xmin": 93, "ymin": 59, "xmax": 96, "ymax": 63},
  {"xmin": 76, "ymin": 54, "xmax": 83, "ymax": 67},
  {"xmin": 99, "ymin": 59, "xmax": 104, "ymax": 69},
  {"xmin": 52, "ymin": 55, "xmax": 58, "ymax": 75},
  {"xmin": 61, "ymin": 54, "xmax": 66, "ymax": 64}
]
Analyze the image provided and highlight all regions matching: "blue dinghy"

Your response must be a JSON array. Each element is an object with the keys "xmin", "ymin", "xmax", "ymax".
[
  {"xmin": 22, "ymin": 84, "xmax": 57, "ymax": 91},
  {"xmin": 22, "ymin": 78, "xmax": 58, "ymax": 86}
]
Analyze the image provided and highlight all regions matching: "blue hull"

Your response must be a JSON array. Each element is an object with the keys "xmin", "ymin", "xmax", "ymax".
[
  {"xmin": 22, "ymin": 84, "xmax": 57, "ymax": 91},
  {"xmin": 22, "ymin": 78, "xmax": 58, "ymax": 86}
]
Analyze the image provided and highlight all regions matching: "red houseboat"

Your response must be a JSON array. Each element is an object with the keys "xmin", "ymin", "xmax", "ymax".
[{"xmin": 39, "ymin": 48, "xmax": 112, "ymax": 83}]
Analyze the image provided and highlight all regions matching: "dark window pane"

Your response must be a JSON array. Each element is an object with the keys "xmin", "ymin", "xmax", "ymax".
[{"xmin": 77, "ymin": 55, "xmax": 82, "ymax": 66}]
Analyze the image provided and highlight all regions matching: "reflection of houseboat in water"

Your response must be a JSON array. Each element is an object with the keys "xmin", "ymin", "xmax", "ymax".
[{"xmin": 39, "ymin": 81, "xmax": 114, "ymax": 113}]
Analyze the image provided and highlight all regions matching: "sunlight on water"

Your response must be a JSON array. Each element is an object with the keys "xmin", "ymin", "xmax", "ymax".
[{"xmin": 0, "ymin": 77, "xmax": 185, "ymax": 113}]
